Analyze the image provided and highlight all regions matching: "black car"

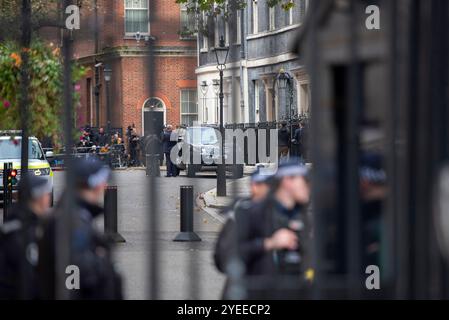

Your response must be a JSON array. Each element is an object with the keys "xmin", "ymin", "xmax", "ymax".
[{"xmin": 176, "ymin": 126, "xmax": 244, "ymax": 179}]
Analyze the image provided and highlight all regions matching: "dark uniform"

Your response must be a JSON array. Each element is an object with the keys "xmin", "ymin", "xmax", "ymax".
[
  {"xmin": 0, "ymin": 175, "xmax": 52, "ymax": 300},
  {"xmin": 0, "ymin": 207, "xmax": 42, "ymax": 299},
  {"xmin": 214, "ymin": 167, "xmax": 274, "ymax": 300},
  {"xmin": 234, "ymin": 162, "xmax": 311, "ymax": 299},
  {"xmin": 38, "ymin": 159, "xmax": 122, "ymax": 300},
  {"xmin": 39, "ymin": 198, "xmax": 122, "ymax": 300}
]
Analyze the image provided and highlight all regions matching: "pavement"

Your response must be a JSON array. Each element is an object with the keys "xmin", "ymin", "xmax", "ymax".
[
  {"xmin": 53, "ymin": 169, "xmax": 227, "ymax": 300},
  {"xmin": 197, "ymin": 176, "xmax": 252, "ymax": 223}
]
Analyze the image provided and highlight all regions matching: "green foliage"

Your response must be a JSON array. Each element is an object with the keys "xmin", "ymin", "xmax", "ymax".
[{"xmin": 0, "ymin": 40, "xmax": 87, "ymax": 146}]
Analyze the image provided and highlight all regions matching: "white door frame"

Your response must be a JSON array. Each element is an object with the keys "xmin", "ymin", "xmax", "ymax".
[{"xmin": 142, "ymin": 97, "xmax": 167, "ymax": 135}]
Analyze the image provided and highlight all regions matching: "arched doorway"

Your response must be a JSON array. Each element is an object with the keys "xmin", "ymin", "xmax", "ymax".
[{"xmin": 142, "ymin": 97, "xmax": 166, "ymax": 136}]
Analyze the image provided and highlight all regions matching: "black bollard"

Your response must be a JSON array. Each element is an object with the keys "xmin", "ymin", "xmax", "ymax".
[
  {"xmin": 173, "ymin": 186, "xmax": 201, "ymax": 242},
  {"xmin": 146, "ymin": 154, "xmax": 161, "ymax": 177},
  {"xmin": 104, "ymin": 186, "xmax": 126, "ymax": 243}
]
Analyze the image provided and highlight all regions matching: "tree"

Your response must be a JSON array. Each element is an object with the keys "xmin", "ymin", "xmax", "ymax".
[{"xmin": 0, "ymin": 40, "xmax": 87, "ymax": 146}]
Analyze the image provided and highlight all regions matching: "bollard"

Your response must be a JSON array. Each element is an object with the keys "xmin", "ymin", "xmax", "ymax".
[
  {"xmin": 146, "ymin": 154, "xmax": 161, "ymax": 177},
  {"xmin": 104, "ymin": 186, "xmax": 126, "ymax": 243},
  {"xmin": 173, "ymin": 186, "xmax": 201, "ymax": 242}
]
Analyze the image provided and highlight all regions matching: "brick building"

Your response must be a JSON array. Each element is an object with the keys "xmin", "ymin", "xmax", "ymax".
[{"xmin": 41, "ymin": 0, "xmax": 197, "ymax": 136}]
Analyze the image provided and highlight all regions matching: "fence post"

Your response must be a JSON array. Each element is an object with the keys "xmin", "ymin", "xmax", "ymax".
[
  {"xmin": 146, "ymin": 154, "xmax": 161, "ymax": 177},
  {"xmin": 2, "ymin": 163, "xmax": 10, "ymax": 222},
  {"xmin": 173, "ymin": 186, "xmax": 201, "ymax": 242},
  {"xmin": 104, "ymin": 185, "xmax": 126, "ymax": 243}
]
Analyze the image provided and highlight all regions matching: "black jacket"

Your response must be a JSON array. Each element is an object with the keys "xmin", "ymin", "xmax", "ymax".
[
  {"xmin": 0, "ymin": 206, "xmax": 42, "ymax": 300},
  {"xmin": 218, "ymin": 196, "xmax": 310, "ymax": 299},
  {"xmin": 160, "ymin": 131, "xmax": 177, "ymax": 153},
  {"xmin": 38, "ymin": 197, "xmax": 123, "ymax": 300},
  {"xmin": 278, "ymin": 128, "xmax": 290, "ymax": 147},
  {"xmin": 96, "ymin": 132, "xmax": 109, "ymax": 147}
]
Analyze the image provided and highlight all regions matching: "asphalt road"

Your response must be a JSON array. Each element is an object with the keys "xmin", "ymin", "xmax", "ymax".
[{"xmin": 53, "ymin": 169, "xmax": 226, "ymax": 300}]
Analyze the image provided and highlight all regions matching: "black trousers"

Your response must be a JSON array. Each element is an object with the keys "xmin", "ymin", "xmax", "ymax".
[{"xmin": 165, "ymin": 152, "xmax": 177, "ymax": 176}]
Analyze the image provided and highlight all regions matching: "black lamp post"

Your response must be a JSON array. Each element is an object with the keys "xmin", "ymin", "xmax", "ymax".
[
  {"xmin": 212, "ymin": 36, "xmax": 230, "ymax": 197},
  {"xmin": 104, "ymin": 65, "xmax": 112, "ymax": 135},
  {"xmin": 212, "ymin": 79, "xmax": 220, "ymax": 124}
]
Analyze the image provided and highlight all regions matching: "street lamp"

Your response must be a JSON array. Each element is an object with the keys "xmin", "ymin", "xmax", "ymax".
[
  {"xmin": 200, "ymin": 81, "xmax": 209, "ymax": 123},
  {"xmin": 212, "ymin": 36, "xmax": 230, "ymax": 197},
  {"xmin": 273, "ymin": 69, "xmax": 295, "ymax": 149},
  {"xmin": 277, "ymin": 68, "xmax": 293, "ymax": 90},
  {"xmin": 104, "ymin": 65, "xmax": 112, "ymax": 135}
]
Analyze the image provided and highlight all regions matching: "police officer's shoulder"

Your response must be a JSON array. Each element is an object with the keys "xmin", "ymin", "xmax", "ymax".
[
  {"xmin": 0, "ymin": 219, "xmax": 23, "ymax": 239},
  {"xmin": 226, "ymin": 197, "xmax": 253, "ymax": 221}
]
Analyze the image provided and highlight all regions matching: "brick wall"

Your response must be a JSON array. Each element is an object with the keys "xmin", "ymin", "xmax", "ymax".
[{"xmin": 41, "ymin": 0, "xmax": 198, "ymax": 135}]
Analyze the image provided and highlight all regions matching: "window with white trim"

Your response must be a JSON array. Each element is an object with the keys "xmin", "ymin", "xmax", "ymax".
[
  {"xmin": 125, "ymin": 0, "xmax": 149, "ymax": 34},
  {"xmin": 252, "ymin": 0, "xmax": 258, "ymax": 34},
  {"xmin": 200, "ymin": 12, "xmax": 209, "ymax": 51},
  {"xmin": 180, "ymin": 89, "xmax": 198, "ymax": 126},
  {"xmin": 269, "ymin": 6, "xmax": 275, "ymax": 31},
  {"xmin": 180, "ymin": 3, "xmax": 196, "ymax": 39}
]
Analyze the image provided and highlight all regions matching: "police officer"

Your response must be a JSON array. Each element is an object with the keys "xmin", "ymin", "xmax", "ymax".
[
  {"xmin": 214, "ymin": 167, "xmax": 274, "ymax": 299},
  {"xmin": 235, "ymin": 160, "xmax": 311, "ymax": 299},
  {"xmin": 39, "ymin": 158, "xmax": 122, "ymax": 300},
  {"xmin": 0, "ymin": 174, "xmax": 53, "ymax": 299}
]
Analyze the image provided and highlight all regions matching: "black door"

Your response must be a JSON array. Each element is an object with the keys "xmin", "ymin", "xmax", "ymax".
[{"xmin": 144, "ymin": 111, "xmax": 164, "ymax": 136}]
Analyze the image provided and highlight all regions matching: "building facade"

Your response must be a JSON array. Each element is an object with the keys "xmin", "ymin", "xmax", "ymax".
[
  {"xmin": 196, "ymin": 0, "xmax": 310, "ymax": 125},
  {"xmin": 41, "ymin": 0, "xmax": 198, "ymax": 135}
]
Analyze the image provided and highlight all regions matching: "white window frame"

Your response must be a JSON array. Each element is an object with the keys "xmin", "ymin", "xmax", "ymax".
[
  {"xmin": 252, "ymin": 0, "xmax": 258, "ymax": 34},
  {"xmin": 124, "ymin": 0, "xmax": 150, "ymax": 36},
  {"xmin": 289, "ymin": 6, "xmax": 294, "ymax": 25},
  {"xmin": 269, "ymin": 6, "xmax": 276, "ymax": 31},
  {"xmin": 200, "ymin": 12, "xmax": 209, "ymax": 52},
  {"xmin": 180, "ymin": 89, "xmax": 199, "ymax": 126},
  {"xmin": 225, "ymin": 19, "xmax": 230, "ymax": 46},
  {"xmin": 180, "ymin": 2, "xmax": 195, "ymax": 39},
  {"xmin": 254, "ymin": 81, "xmax": 260, "ymax": 123},
  {"xmin": 235, "ymin": 10, "xmax": 242, "ymax": 44}
]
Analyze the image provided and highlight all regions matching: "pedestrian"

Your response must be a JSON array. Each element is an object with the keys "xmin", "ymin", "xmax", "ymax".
[
  {"xmin": 129, "ymin": 128, "xmax": 140, "ymax": 167},
  {"xmin": 278, "ymin": 122, "xmax": 291, "ymax": 162},
  {"xmin": 160, "ymin": 125, "xmax": 178, "ymax": 177},
  {"xmin": 214, "ymin": 166, "xmax": 274, "ymax": 299},
  {"xmin": 292, "ymin": 122, "xmax": 305, "ymax": 163},
  {"xmin": 0, "ymin": 174, "xmax": 53, "ymax": 299},
  {"xmin": 235, "ymin": 160, "xmax": 311, "ymax": 299},
  {"xmin": 38, "ymin": 158, "xmax": 123, "ymax": 300},
  {"xmin": 95, "ymin": 127, "xmax": 110, "ymax": 148}
]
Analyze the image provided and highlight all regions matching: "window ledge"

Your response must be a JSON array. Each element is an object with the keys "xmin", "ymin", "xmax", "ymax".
[
  {"xmin": 247, "ymin": 23, "xmax": 301, "ymax": 40},
  {"xmin": 200, "ymin": 48, "xmax": 209, "ymax": 53},
  {"xmin": 123, "ymin": 34, "xmax": 155, "ymax": 41}
]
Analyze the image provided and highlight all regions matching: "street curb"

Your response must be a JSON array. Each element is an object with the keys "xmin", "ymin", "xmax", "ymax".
[{"xmin": 196, "ymin": 193, "xmax": 227, "ymax": 224}]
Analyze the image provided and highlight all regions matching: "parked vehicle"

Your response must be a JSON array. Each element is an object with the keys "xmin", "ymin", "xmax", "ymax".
[
  {"xmin": 177, "ymin": 126, "xmax": 244, "ymax": 179},
  {"xmin": 0, "ymin": 131, "xmax": 54, "ymax": 204}
]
